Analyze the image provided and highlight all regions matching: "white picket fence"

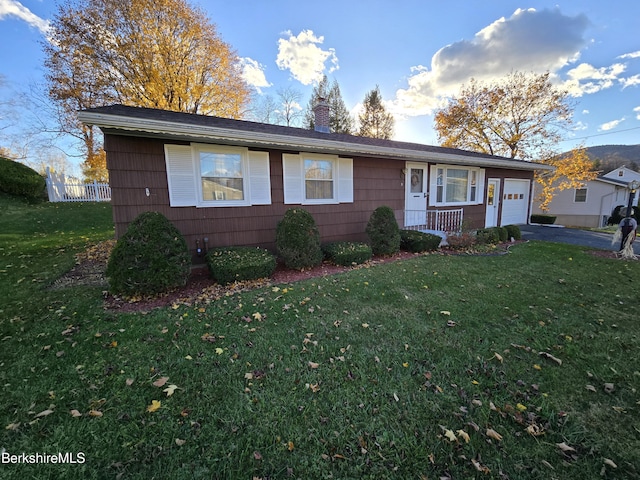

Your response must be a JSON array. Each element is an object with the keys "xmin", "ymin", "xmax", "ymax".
[{"xmin": 45, "ymin": 168, "xmax": 111, "ymax": 203}]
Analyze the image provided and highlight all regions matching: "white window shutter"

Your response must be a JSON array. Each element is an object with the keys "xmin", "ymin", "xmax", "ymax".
[
  {"xmin": 283, "ymin": 154, "xmax": 303, "ymax": 204},
  {"xmin": 165, "ymin": 145, "xmax": 197, "ymax": 206},
  {"xmin": 248, "ymin": 151, "xmax": 271, "ymax": 205},
  {"xmin": 476, "ymin": 169, "xmax": 485, "ymax": 203},
  {"xmin": 337, "ymin": 157, "xmax": 353, "ymax": 203},
  {"xmin": 428, "ymin": 165, "xmax": 438, "ymax": 206}
]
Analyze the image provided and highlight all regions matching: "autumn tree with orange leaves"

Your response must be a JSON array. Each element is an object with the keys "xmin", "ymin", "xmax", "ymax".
[
  {"xmin": 44, "ymin": 0, "xmax": 250, "ymax": 181},
  {"xmin": 434, "ymin": 72, "xmax": 572, "ymax": 161},
  {"xmin": 535, "ymin": 147, "xmax": 598, "ymax": 212}
]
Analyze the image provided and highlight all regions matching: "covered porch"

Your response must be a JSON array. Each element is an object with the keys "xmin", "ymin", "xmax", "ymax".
[{"xmin": 402, "ymin": 208, "xmax": 464, "ymax": 235}]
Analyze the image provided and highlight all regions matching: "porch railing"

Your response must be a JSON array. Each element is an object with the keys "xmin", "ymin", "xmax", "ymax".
[{"xmin": 403, "ymin": 208, "xmax": 464, "ymax": 232}]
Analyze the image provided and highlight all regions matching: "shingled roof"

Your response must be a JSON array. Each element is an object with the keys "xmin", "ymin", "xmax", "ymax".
[{"xmin": 78, "ymin": 104, "xmax": 551, "ymax": 171}]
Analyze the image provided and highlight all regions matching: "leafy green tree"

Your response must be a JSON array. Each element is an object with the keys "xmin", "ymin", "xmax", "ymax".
[{"xmin": 357, "ymin": 85, "xmax": 394, "ymax": 139}]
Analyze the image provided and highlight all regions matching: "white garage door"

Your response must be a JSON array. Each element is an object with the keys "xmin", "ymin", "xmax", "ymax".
[{"xmin": 501, "ymin": 179, "xmax": 530, "ymax": 225}]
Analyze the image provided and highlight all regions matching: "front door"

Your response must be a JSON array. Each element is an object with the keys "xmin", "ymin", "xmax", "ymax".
[
  {"xmin": 485, "ymin": 178, "xmax": 500, "ymax": 227},
  {"xmin": 405, "ymin": 163, "xmax": 428, "ymax": 227}
]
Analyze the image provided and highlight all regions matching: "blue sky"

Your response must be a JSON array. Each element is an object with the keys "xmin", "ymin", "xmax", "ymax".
[{"xmin": 1, "ymin": 0, "xmax": 640, "ymax": 173}]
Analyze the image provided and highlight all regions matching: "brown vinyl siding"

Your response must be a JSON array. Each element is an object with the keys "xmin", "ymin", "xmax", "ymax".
[
  {"xmin": 104, "ymin": 135, "xmax": 535, "ymax": 259},
  {"xmin": 104, "ymin": 135, "xmax": 403, "ymax": 255}
]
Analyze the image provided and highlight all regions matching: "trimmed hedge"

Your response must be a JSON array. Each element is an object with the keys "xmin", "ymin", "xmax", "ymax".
[
  {"xmin": 0, "ymin": 157, "xmax": 46, "ymax": 200},
  {"xmin": 323, "ymin": 242, "xmax": 372, "ymax": 266},
  {"xmin": 475, "ymin": 228, "xmax": 500, "ymax": 245},
  {"xmin": 276, "ymin": 208, "xmax": 323, "ymax": 270},
  {"xmin": 106, "ymin": 211, "xmax": 190, "ymax": 296},
  {"xmin": 400, "ymin": 230, "xmax": 442, "ymax": 252},
  {"xmin": 207, "ymin": 246, "xmax": 276, "ymax": 284},
  {"xmin": 530, "ymin": 214, "xmax": 556, "ymax": 225},
  {"xmin": 366, "ymin": 206, "xmax": 401, "ymax": 255},
  {"xmin": 504, "ymin": 224, "xmax": 522, "ymax": 241}
]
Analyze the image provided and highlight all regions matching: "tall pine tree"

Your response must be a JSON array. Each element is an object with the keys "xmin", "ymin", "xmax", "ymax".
[
  {"xmin": 304, "ymin": 76, "xmax": 353, "ymax": 134},
  {"xmin": 358, "ymin": 86, "xmax": 394, "ymax": 139}
]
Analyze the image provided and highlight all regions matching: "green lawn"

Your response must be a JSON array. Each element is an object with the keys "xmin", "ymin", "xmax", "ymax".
[{"xmin": 1, "ymin": 196, "xmax": 639, "ymax": 479}]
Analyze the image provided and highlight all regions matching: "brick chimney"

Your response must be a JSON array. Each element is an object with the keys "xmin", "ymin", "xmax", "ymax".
[{"xmin": 313, "ymin": 97, "xmax": 330, "ymax": 133}]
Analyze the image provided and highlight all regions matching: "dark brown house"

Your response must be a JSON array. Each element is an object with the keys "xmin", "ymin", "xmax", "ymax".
[{"xmin": 78, "ymin": 104, "xmax": 551, "ymax": 259}]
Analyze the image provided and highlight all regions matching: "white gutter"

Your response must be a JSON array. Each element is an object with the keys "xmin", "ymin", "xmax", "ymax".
[{"xmin": 77, "ymin": 111, "xmax": 553, "ymax": 172}]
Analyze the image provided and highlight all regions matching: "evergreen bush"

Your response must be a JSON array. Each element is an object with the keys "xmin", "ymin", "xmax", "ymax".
[
  {"xmin": 504, "ymin": 224, "xmax": 522, "ymax": 241},
  {"xmin": 0, "ymin": 157, "xmax": 46, "ymax": 200},
  {"xmin": 106, "ymin": 211, "xmax": 190, "ymax": 296},
  {"xmin": 207, "ymin": 246, "xmax": 276, "ymax": 284},
  {"xmin": 366, "ymin": 206, "xmax": 401, "ymax": 255},
  {"xmin": 399, "ymin": 230, "xmax": 442, "ymax": 252},
  {"xmin": 530, "ymin": 214, "xmax": 556, "ymax": 224},
  {"xmin": 323, "ymin": 242, "xmax": 372, "ymax": 266},
  {"xmin": 494, "ymin": 226, "xmax": 509, "ymax": 242},
  {"xmin": 475, "ymin": 228, "xmax": 499, "ymax": 245},
  {"xmin": 275, "ymin": 208, "xmax": 323, "ymax": 270}
]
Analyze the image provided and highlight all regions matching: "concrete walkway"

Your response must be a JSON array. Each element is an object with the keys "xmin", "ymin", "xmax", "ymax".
[{"xmin": 519, "ymin": 224, "xmax": 640, "ymax": 254}]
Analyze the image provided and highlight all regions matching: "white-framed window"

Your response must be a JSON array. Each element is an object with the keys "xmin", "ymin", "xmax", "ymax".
[
  {"xmin": 164, "ymin": 144, "xmax": 271, "ymax": 207},
  {"xmin": 283, "ymin": 153, "xmax": 353, "ymax": 205},
  {"xmin": 574, "ymin": 187, "xmax": 587, "ymax": 203},
  {"xmin": 430, "ymin": 165, "xmax": 484, "ymax": 206}
]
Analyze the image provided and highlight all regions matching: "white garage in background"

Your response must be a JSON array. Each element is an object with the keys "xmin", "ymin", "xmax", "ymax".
[{"xmin": 501, "ymin": 179, "xmax": 530, "ymax": 225}]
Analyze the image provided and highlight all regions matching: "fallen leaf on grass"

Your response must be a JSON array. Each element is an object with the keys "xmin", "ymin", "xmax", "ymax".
[
  {"xmin": 163, "ymin": 384, "xmax": 179, "ymax": 397},
  {"xmin": 88, "ymin": 410, "xmax": 103, "ymax": 417},
  {"xmin": 457, "ymin": 429, "xmax": 470, "ymax": 443},
  {"xmin": 146, "ymin": 400, "xmax": 161, "ymax": 413},
  {"xmin": 34, "ymin": 409, "xmax": 54, "ymax": 418},
  {"xmin": 308, "ymin": 361, "xmax": 320, "ymax": 369},
  {"xmin": 5, "ymin": 422, "xmax": 20, "ymax": 431},
  {"xmin": 604, "ymin": 383, "xmax": 615, "ymax": 394},
  {"xmin": 152, "ymin": 376, "xmax": 169, "ymax": 387},
  {"xmin": 287, "ymin": 441, "xmax": 295, "ymax": 451},
  {"xmin": 471, "ymin": 458, "xmax": 490, "ymax": 473},
  {"xmin": 486, "ymin": 428, "xmax": 503, "ymax": 441},
  {"xmin": 556, "ymin": 442, "xmax": 575, "ymax": 453},
  {"xmin": 603, "ymin": 458, "xmax": 617, "ymax": 468},
  {"xmin": 526, "ymin": 424, "xmax": 545, "ymax": 436},
  {"xmin": 539, "ymin": 351, "xmax": 562, "ymax": 365},
  {"xmin": 493, "ymin": 352, "xmax": 503, "ymax": 363},
  {"xmin": 443, "ymin": 429, "xmax": 457, "ymax": 442},
  {"xmin": 253, "ymin": 451, "xmax": 262, "ymax": 461},
  {"xmin": 440, "ymin": 311, "xmax": 451, "ymax": 316},
  {"xmin": 585, "ymin": 384, "xmax": 596, "ymax": 392},
  {"xmin": 125, "ymin": 378, "xmax": 135, "ymax": 386},
  {"xmin": 69, "ymin": 409, "xmax": 82, "ymax": 417},
  {"xmin": 175, "ymin": 438, "xmax": 186, "ymax": 446}
]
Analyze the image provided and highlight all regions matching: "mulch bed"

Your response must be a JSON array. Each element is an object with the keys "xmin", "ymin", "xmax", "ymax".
[{"xmin": 52, "ymin": 239, "xmax": 632, "ymax": 314}]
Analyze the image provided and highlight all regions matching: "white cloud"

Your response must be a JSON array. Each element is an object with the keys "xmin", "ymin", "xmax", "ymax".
[
  {"xmin": 562, "ymin": 63, "xmax": 626, "ymax": 97},
  {"xmin": 239, "ymin": 57, "xmax": 272, "ymax": 94},
  {"xmin": 599, "ymin": 118, "xmax": 625, "ymax": 131},
  {"xmin": 618, "ymin": 51, "xmax": 640, "ymax": 60},
  {"xmin": 392, "ymin": 7, "xmax": 589, "ymax": 116},
  {"xmin": 621, "ymin": 74, "xmax": 640, "ymax": 89},
  {"xmin": 276, "ymin": 29, "xmax": 338, "ymax": 85},
  {"xmin": 635, "ymin": 106, "xmax": 640, "ymax": 120},
  {"xmin": 0, "ymin": 0, "xmax": 49, "ymax": 35}
]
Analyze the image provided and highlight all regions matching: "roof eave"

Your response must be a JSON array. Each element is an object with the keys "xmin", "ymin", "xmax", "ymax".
[{"xmin": 77, "ymin": 111, "xmax": 553, "ymax": 172}]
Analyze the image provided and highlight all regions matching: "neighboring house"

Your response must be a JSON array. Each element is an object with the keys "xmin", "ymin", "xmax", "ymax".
[
  {"xmin": 78, "ymin": 104, "xmax": 551, "ymax": 260},
  {"xmin": 532, "ymin": 166, "xmax": 640, "ymax": 227}
]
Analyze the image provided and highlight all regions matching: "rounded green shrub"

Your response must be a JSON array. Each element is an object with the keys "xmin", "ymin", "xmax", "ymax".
[
  {"xmin": 504, "ymin": 224, "xmax": 522, "ymax": 241},
  {"xmin": 106, "ymin": 211, "xmax": 190, "ymax": 296},
  {"xmin": 276, "ymin": 208, "xmax": 323, "ymax": 270},
  {"xmin": 475, "ymin": 228, "xmax": 499, "ymax": 245},
  {"xmin": 323, "ymin": 242, "xmax": 372, "ymax": 266},
  {"xmin": 366, "ymin": 206, "xmax": 401, "ymax": 256},
  {"xmin": 207, "ymin": 246, "xmax": 276, "ymax": 284},
  {"xmin": 400, "ymin": 229, "xmax": 442, "ymax": 252},
  {"xmin": 494, "ymin": 226, "xmax": 508, "ymax": 243},
  {"xmin": 0, "ymin": 157, "xmax": 46, "ymax": 200}
]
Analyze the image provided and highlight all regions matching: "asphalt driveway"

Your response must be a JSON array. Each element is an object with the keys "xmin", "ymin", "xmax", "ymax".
[{"xmin": 520, "ymin": 224, "xmax": 640, "ymax": 254}]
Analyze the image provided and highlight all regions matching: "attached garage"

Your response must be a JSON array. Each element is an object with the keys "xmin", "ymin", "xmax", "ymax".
[{"xmin": 501, "ymin": 179, "xmax": 530, "ymax": 225}]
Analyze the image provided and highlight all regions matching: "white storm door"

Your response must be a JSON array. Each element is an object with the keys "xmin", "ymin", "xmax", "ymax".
[
  {"xmin": 485, "ymin": 178, "xmax": 500, "ymax": 227},
  {"xmin": 404, "ymin": 163, "xmax": 428, "ymax": 227}
]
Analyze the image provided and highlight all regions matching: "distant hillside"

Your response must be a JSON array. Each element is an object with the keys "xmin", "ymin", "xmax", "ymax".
[{"xmin": 576, "ymin": 144, "xmax": 640, "ymax": 173}]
